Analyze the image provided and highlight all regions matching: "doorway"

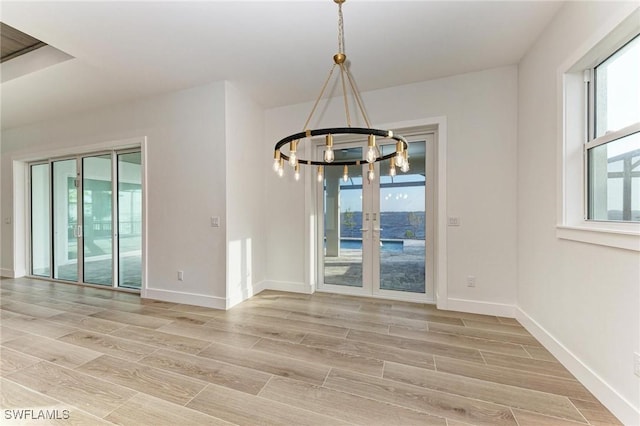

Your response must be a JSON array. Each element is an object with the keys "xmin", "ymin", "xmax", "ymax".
[
  {"xmin": 29, "ymin": 149, "xmax": 143, "ymax": 290},
  {"xmin": 317, "ymin": 134, "xmax": 435, "ymax": 302}
]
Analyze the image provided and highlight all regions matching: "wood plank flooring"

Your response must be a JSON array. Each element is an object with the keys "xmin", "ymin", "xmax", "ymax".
[{"xmin": 0, "ymin": 278, "xmax": 621, "ymax": 425}]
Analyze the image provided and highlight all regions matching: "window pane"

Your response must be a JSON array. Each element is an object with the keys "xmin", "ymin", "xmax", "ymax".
[
  {"xmin": 595, "ymin": 35, "xmax": 640, "ymax": 137},
  {"xmin": 83, "ymin": 155, "xmax": 113, "ymax": 286},
  {"xmin": 31, "ymin": 164, "xmax": 50, "ymax": 277},
  {"xmin": 324, "ymin": 147, "xmax": 364, "ymax": 287},
  {"xmin": 588, "ymin": 132, "xmax": 640, "ymax": 221},
  {"xmin": 52, "ymin": 159, "xmax": 78, "ymax": 281},
  {"xmin": 378, "ymin": 142, "xmax": 426, "ymax": 293},
  {"xmin": 118, "ymin": 152, "xmax": 142, "ymax": 289}
]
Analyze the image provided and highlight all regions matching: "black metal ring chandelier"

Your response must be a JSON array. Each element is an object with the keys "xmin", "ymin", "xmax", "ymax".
[{"xmin": 272, "ymin": 0, "xmax": 410, "ymax": 182}]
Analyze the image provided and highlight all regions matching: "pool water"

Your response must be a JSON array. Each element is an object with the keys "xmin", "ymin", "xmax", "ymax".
[{"xmin": 340, "ymin": 239, "xmax": 404, "ymax": 253}]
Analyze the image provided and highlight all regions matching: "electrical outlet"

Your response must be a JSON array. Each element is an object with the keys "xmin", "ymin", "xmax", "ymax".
[
  {"xmin": 448, "ymin": 217, "xmax": 460, "ymax": 226},
  {"xmin": 467, "ymin": 276, "xmax": 476, "ymax": 287},
  {"xmin": 177, "ymin": 270, "xmax": 184, "ymax": 281},
  {"xmin": 634, "ymin": 352, "xmax": 640, "ymax": 378}
]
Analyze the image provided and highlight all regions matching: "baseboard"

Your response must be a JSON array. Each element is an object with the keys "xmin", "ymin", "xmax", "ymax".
[
  {"xmin": 0, "ymin": 268, "xmax": 16, "ymax": 278},
  {"xmin": 144, "ymin": 287, "xmax": 226, "ymax": 310},
  {"xmin": 444, "ymin": 297, "xmax": 516, "ymax": 317},
  {"xmin": 516, "ymin": 307, "xmax": 639, "ymax": 425},
  {"xmin": 226, "ymin": 280, "xmax": 267, "ymax": 309},
  {"xmin": 262, "ymin": 280, "xmax": 314, "ymax": 295}
]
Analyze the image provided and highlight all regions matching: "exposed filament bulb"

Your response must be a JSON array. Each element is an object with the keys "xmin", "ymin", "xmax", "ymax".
[
  {"xmin": 367, "ymin": 163, "xmax": 375, "ymax": 182},
  {"xmin": 365, "ymin": 135, "xmax": 377, "ymax": 163}
]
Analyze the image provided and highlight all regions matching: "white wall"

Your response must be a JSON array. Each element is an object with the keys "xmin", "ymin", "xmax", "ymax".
[
  {"xmin": 264, "ymin": 66, "xmax": 519, "ymax": 313},
  {"xmin": 224, "ymin": 81, "xmax": 266, "ymax": 307},
  {"xmin": 1, "ymin": 82, "xmax": 229, "ymax": 308},
  {"xmin": 517, "ymin": 2, "xmax": 640, "ymax": 424}
]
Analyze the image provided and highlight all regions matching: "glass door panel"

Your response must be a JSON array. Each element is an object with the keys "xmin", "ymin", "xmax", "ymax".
[
  {"xmin": 82, "ymin": 154, "xmax": 113, "ymax": 286},
  {"xmin": 52, "ymin": 159, "xmax": 78, "ymax": 282},
  {"xmin": 118, "ymin": 152, "xmax": 142, "ymax": 289},
  {"xmin": 323, "ymin": 147, "xmax": 364, "ymax": 288},
  {"xmin": 31, "ymin": 164, "xmax": 51, "ymax": 277},
  {"xmin": 378, "ymin": 141, "xmax": 427, "ymax": 294}
]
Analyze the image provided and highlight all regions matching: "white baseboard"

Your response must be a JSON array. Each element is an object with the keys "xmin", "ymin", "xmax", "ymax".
[
  {"xmin": 516, "ymin": 307, "xmax": 639, "ymax": 425},
  {"xmin": 144, "ymin": 287, "xmax": 226, "ymax": 310},
  {"xmin": 0, "ymin": 268, "xmax": 15, "ymax": 278},
  {"xmin": 444, "ymin": 297, "xmax": 516, "ymax": 318},
  {"xmin": 262, "ymin": 280, "xmax": 314, "ymax": 294},
  {"xmin": 226, "ymin": 280, "xmax": 267, "ymax": 309}
]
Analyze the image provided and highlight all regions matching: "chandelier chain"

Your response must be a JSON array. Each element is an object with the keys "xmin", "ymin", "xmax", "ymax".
[{"xmin": 337, "ymin": 2, "xmax": 344, "ymax": 54}]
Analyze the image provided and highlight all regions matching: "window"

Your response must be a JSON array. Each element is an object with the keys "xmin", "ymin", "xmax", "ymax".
[
  {"xmin": 558, "ymin": 9, "xmax": 639, "ymax": 251},
  {"xmin": 586, "ymin": 34, "xmax": 640, "ymax": 222}
]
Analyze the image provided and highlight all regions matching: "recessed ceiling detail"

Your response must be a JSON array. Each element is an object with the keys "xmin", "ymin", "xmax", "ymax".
[{"xmin": 1, "ymin": 22, "xmax": 46, "ymax": 63}]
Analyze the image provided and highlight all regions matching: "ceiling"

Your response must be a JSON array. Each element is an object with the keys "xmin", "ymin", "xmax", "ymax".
[{"xmin": 0, "ymin": 1, "xmax": 564, "ymax": 130}]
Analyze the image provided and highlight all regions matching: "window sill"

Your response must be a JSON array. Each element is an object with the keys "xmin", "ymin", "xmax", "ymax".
[{"xmin": 556, "ymin": 223, "xmax": 640, "ymax": 251}]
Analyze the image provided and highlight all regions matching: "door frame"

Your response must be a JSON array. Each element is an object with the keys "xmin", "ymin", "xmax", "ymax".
[{"xmin": 310, "ymin": 118, "xmax": 447, "ymax": 305}]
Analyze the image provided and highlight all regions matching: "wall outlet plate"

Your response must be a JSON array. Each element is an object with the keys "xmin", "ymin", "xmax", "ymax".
[{"xmin": 467, "ymin": 276, "xmax": 476, "ymax": 287}]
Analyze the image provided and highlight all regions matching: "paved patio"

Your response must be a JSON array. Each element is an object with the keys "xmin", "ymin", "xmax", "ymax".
[{"xmin": 324, "ymin": 240, "xmax": 426, "ymax": 293}]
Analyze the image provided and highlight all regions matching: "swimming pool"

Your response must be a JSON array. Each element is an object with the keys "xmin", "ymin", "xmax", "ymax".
[{"xmin": 340, "ymin": 238, "xmax": 404, "ymax": 253}]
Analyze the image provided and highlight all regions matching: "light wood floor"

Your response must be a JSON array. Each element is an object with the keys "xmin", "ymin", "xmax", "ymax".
[{"xmin": 0, "ymin": 277, "xmax": 621, "ymax": 425}]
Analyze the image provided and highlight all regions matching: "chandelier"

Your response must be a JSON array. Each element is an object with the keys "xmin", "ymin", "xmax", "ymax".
[{"xmin": 272, "ymin": 0, "xmax": 410, "ymax": 183}]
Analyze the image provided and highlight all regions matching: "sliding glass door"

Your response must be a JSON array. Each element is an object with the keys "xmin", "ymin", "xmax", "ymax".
[
  {"xmin": 82, "ymin": 154, "xmax": 114, "ymax": 285},
  {"xmin": 29, "ymin": 150, "xmax": 142, "ymax": 290},
  {"xmin": 317, "ymin": 134, "xmax": 435, "ymax": 302},
  {"xmin": 30, "ymin": 163, "xmax": 51, "ymax": 277},
  {"xmin": 117, "ymin": 152, "xmax": 142, "ymax": 289},
  {"xmin": 52, "ymin": 159, "xmax": 79, "ymax": 282}
]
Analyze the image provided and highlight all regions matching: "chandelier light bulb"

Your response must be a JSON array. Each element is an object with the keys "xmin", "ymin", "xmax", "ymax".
[
  {"xmin": 365, "ymin": 146, "xmax": 376, "ymax": 163},
  {"xmin": 324, "ymin": 134, "xmax": 334, "ymax": 163},
  {"xmin": 401, "ymin": 158, "xmax": 410, "ymax": 173},
  {"xmin": 289, "ymin": 140, "xmax": 298, "ymax": 166},
  {"xmin": 366, "ymin": 134, "xmax": 377, "ymax": 163},
  {"xmin": 343, "ymin": 165, "xmax": 349, "ymax": 182},
  {"xmin": 367, "ymin": 163, "xmax": 375, "ymax": 182},
  {"xmin": 324, "ymin": 148, "xmax": 334, "ymax": 163},
  {"xmin": 278, "ymin": 158, "xmax": 285, "ymax": 177},
  {"xmin": 389, "ymin": 157, "xmax": 396, "ymax": 177},
  {"xmin": 294, "ymin": 163, "xmax": 300, "ymax": 181},
  {"xmin": 317, "ymin": 166, "xmax": 324, "ymax": 182},
  {"xmin": 273, "ymin": 150, "xmax": 281, "ymax": 172}
]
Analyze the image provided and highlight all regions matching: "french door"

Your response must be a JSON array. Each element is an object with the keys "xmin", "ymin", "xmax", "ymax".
[
  {"xmin": 29, "ymin": 150, "xmax": 142, "ymax": 290},
  {"xmin": 317, "ymin": 134, "xmax": 435, "ymax": 302}
]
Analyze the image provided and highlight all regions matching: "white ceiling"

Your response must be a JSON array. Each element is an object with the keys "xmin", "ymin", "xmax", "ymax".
[{"xmin": 0, "ymin": 1, "xmax": 564, "ymax": 130}]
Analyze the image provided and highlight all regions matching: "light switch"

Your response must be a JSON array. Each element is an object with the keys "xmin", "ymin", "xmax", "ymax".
[{"xmin": 211, "ymin": 216, "xmax": 220, "ymax": 228}]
